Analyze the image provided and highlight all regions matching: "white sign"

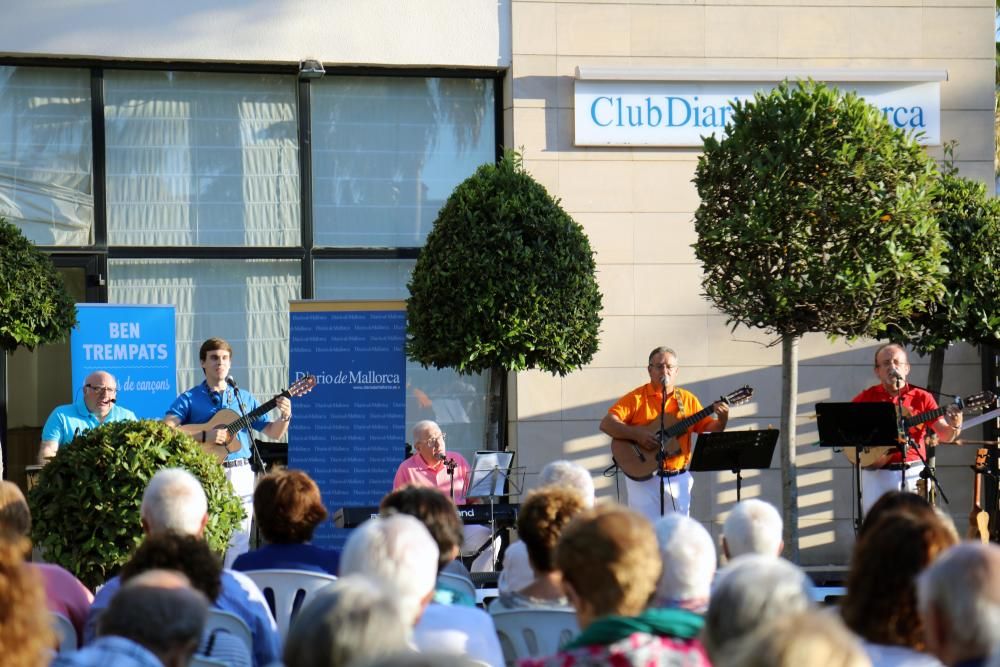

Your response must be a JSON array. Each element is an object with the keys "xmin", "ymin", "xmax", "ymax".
[{"xmin": 574, "ymin": 80, "xmax": 941, "ymax": 147}]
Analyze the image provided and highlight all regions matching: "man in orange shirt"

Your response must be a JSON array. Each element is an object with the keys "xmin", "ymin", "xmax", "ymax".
[{"xmin": 600, "ymin": 346, "xmax": 729, "ymax": 520}]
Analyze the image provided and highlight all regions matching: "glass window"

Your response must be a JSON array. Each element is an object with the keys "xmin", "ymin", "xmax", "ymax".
[
  {"xmin": 108, "ymin": 258, "xmax": 301, "ymax": 406},
  {"xmin": 0, "ymin": 66, "xmax": 93, "ymax": 245},
  {"xmin": 311, "ymin": 76, "xmax": 495, "ymax": 248},
  {"xmin": 314, "ymin": 258, "xmax": 489, "ymax": 459},
  {"xmin": 105, "ymin": 71, "xmax": 300, "ymax": 247}
]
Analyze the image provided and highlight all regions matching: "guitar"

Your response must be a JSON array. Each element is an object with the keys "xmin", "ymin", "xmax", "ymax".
[
  {"xmin": 610, "ymin": 385, "xmax": 754, "ymax": 481},
  {"xmin": 190, "ymin": 375, "xmax": 317, "ymax": 463},
  {"xmin": 843, "ymin": 391, "xmax": 995, "ymax": 468},
  {"xmin": 969, "ymin": 448, "xmax": 990, "ymax": 543}
]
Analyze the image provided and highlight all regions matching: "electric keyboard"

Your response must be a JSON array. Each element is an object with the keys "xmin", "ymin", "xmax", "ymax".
[{"xmin": 334, "ymin": 502, "xmax": 520, "ymax": 528}]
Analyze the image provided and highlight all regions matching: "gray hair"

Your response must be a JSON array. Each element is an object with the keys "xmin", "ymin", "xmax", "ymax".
[
  {"xmin": 723, "ymin": 499, "xmax": 783, "ymax": 559},
  {"xmin": 539, "ymin": 460, "xmax": 595, "ymax": 507},
  {"xmin": 653, "ymin": 514, "xmax": 716, "ymax": 605},
  {"xmin": 411, "ymin": 420, "xmax": 439, "ymax": 443},
  {"xmin": 99, "ymin": 581, "xmax": 208, "ymax": 661},
  {"xmin": 724, "ymin": 609, "xmax": 870, "ymax": 667},
  {"xmin": 340, "ymin": 514, "xmax": 439, "ymax": 626},
  {"xmin": 648, "ymin": 347, "xmax": 677, "ymax": 365},
  {"xmin": 140, "ymin": 468, "xmax": 208, "ymax": 536},
  {"xmin": 705, "ymin": 554, "xmax": 815, "ymax": 661},
  {"xmin": 284, "ymin": 574, "xmax": 410, "ymax": 667},
  {"xmin": 918, "ymin": 542, "xmax": 1000, "ymax": 660}
]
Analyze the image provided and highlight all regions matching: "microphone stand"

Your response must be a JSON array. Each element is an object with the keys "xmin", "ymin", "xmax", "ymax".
[
  {"xmin": 444, "ymin": 457, "xmax": 458, "ymax": 500},
  {"xmin": 229, "ymin": 381, "xmax": 266, "ymax": 475},
  {"xmin": 892, "ymin": 374, "xmax": 908, "ymax": 492},
  {"xmin": 656, "ymin": 378, "xmax": 676, "ymax": 516},
  {"xmin": 913, "ymin": 429, "xmax": 949, "ymax": 505}
]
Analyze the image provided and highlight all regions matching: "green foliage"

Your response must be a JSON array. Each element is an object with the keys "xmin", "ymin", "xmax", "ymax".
[
  {"xmin": 890, "ymin": 170, "xmax": 1000, "ymax": 353},
  {"xmin": 0, "ymin": 216, "xmax": 77, "ymax": 352},
  {"xmin": 406, "ymin": 150, "xmax": 603, "ymax": 376},
  {"xmin": 694, "ymin": 80, "xmax": 946, "ymax": 339},
  {"xmin": 27, "ymin": 419, "xmax": 244, "ymax": 590}
]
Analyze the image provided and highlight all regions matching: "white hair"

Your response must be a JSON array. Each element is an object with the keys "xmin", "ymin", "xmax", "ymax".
[
  {"xmin": 653, "ymin": 514, "xmax": 716, "ymax": 605},
  {"xmin": 723, "ymin": 499, "xmax": 783, "ymax": 558},
  {"xmin": 340, "ymin": 514, "xmax": 439, "ymax": 626},
  {"xmin": 918, "ymin": 542, "xmax": 1000, "ymax": 660},
  {"xmin": 411, "ymin": 420, "xmax": 439, "ymax": 443},
  {"xmin": 539, "ymin": 460, "xmax": 595, "ymax": 507},
  {"xmin": 140, "ymin": 468, "xmax": 208, "ymax": 535},
  {"xmin": 705, "ymin": 554, "xmax": 815, "ymax": 661}
]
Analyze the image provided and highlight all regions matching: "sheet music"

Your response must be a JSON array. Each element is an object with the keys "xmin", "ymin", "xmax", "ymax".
[{"xmin": 467, "ymin": 451, "xmax": 514, "ymax": 498}]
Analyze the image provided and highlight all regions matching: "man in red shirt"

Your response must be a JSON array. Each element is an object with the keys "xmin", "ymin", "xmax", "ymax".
[{"xmin": 852, "ymin": 343, "xmax": 962, "ymax": 512}]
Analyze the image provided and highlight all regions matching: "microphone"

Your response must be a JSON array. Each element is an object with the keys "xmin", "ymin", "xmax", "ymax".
[
  {"xmin": 109, "ymin": 398, "xmax": 117, "ymax": 404},
  {"xmin": 889, "ymin": 368, "xmax": 903, "ymax": 382},
  {"xmin": 225, "ymin": 376, "xmax": 238, "ymax": 389},
  {"xmin": 436, "ymin": 453, "xmax": 447, "ymax": 462}
]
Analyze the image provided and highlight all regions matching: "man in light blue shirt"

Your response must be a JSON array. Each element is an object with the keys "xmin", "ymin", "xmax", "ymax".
[{"xmin": 39, "ymin": 370, "xmax": 137, "ymax": 462}]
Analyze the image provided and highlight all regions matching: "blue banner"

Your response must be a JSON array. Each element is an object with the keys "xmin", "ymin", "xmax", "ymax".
[
  {"xmin": 289, "ymin": 301, "xmax": 407, "ymax": 550},
  {"xmin": 71, "ymin": 304, "xmax": 177, "ymax": 419}
]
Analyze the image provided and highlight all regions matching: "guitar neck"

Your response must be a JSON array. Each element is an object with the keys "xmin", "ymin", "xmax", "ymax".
[
  {"xmin": 226, "ymin": 393, "xmax": 284, "ymax": 435},
  {"xmin": 664, "ymin": 404, "xmax": 716, "ymax": 438},
  {"xmin": 902, "ymin": 405, "xmax": 949, "ymax": 430}
]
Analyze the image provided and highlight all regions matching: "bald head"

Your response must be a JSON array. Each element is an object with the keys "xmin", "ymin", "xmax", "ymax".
[{"xmin": 83, "ymin": 370, "xmax": 118, "ymax": 418}]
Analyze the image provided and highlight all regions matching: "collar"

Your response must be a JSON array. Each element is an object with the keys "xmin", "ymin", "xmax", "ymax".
[{"xmin": 565, "ymin": 607, "xmax": 704, "ymax": 649}]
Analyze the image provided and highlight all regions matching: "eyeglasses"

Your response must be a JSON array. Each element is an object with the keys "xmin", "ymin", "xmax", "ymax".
[
  {"xmin": 649, "ymin": 363, "xmax": 678, "ymax": 371},
  {"xmin": 420, "ymin": 433, "xmax": 446, "ymax": 444},
  {"xmin": 85, "ymin": 384, "xmax": 117, "ymax": 395}
]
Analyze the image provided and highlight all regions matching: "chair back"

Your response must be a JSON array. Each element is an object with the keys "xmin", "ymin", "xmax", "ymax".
[
  {"xmin": 204, "ymin": 609, "xmax": 253, "ymax": 653},
  {"xmin": 51, "ymin": 612, "xmax": 77, "ymax": 652},
  {"xmin": 242, "ymin": 569, "xmax": 338, "ymax": 640},
  {"xmin": 436, "ymin": 571, "xmax": 478, "ymax": 605},
  {"xmin": 490, "ymin": 608, "xmax": 578, "ymax": 666}
]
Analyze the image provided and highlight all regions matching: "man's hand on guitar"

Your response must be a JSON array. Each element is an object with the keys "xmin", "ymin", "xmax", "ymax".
[
  {"xmin": 275, "ymin": 396, "xmax": 292, "ymax": 421},
  {"xmin": 209, "ymin": 427, "xmax": 229, "ymax": 446},
  {"xmin": 712, "ymin": 401, "xmax": 730, "ymax": 430},
  {"xmin": 634, "ymin": 427, "xmax": 662, "ymax": 452}
]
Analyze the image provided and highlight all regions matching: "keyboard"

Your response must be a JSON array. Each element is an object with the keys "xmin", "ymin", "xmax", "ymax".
[{"xmin": 334, "ymin": 502, "xmax": 520, "ymax": 528}]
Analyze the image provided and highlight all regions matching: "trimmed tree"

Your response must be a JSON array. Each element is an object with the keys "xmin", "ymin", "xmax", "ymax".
[
  {"xmin": 406, "ymin": 150, "xmax": 603, "ymax": 444},
  {"xmin": 693, "ymin": 80, "xmax": 946, "ymax": 560}
]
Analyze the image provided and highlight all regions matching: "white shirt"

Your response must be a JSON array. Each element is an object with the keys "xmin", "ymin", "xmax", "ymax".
[{"xmin": 413, "ymin": 602, "xmax": 505, "ymax": 667}]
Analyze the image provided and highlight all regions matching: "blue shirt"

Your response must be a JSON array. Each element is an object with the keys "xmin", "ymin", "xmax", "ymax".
[
  {"xmin": 232, "ymin": 542, "xmax": 340, "ymax": 576},
  {"xmin": 41, "ymin": 396, "xmax": 137, "ymax": 446},
  {"xmin": 166, "ymin": 381, "xmax": 273, "ymax": 461},
  {"xmin": 85, "ymin": 570, "xmax": 281, "ymax": 667},
  {"xmin": 52, "ymin": 635, "xmax": 162, "ymax": 667}
]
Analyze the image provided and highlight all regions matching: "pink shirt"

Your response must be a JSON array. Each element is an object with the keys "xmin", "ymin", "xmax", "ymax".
[
  {"xmin": 393, "ymin": 451, "xmax": 473, "ymax": 505},
  {"xmin": 32, "ymin": 562, "xmax": 94, "ymax": 646}
]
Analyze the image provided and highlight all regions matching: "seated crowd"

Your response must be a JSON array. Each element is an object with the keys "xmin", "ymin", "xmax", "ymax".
[{"xmin": 4, "ymin": 462, "xmax": 1000, "ymax": 667}]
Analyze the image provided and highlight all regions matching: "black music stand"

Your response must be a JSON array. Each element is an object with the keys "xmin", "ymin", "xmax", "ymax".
[
  {"xmin": 689, "ymin": 430, "xmax": 778, "ymax": 501},
  {"xmin": 466, "ymin": 451, "xmax": 523, "ymax": 572},
  {"xmin": 815, "ymin": 401, "xmax": 899, "ymax": 530}
]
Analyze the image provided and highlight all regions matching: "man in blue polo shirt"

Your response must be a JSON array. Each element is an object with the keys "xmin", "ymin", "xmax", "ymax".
[
  {"xmin": 39, "ymin": 370, "xmax": 137, "ymax": 463},
  {"xmin": 164, "ymin": 337, "xmax": 291, "ymax": 566}
]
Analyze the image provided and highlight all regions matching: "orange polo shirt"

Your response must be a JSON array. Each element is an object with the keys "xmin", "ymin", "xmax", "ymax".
[{"xmin": 608, "ymin": 383, "xmax": 714, "ymax": 471}]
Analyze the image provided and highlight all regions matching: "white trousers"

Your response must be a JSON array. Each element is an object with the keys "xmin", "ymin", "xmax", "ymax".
[
  {"xmin": 624, "ymin": 471, "xmax": 693, "ymax": 522},
  {"xmin": 223, "ymin": 462, "xmax": 255, "ymax": 569},
  {"xmin": 462, "ymin": 523, "xmax": 500, "ymax": 573},
  {"xmin": 861, "ymin": 466, "xmax": 923, "ymax": 514}
]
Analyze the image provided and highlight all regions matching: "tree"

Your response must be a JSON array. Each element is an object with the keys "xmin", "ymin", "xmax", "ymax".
[
  {"xmin": 693, "ymin": 80, "xmax": 947, "ymax": 560},
  {"xmin": 406, "ymin": 150, "xmax": 602, "ymax": 444}
]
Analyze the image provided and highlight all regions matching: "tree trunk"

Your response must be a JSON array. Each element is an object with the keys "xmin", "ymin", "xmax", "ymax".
[
  {"xmin": 781, "ymin": 335, "xmax": 800, "ymax": 562},
  {"xmin": 926, "ymin": 347, "xmax": 945, "ymax": 398},
  {"xmin": 486, "ymin": 366, "xmax": 504, "ymax": 450}
]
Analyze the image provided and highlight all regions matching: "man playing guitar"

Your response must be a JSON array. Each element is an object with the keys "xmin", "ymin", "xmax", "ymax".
[
  {"xmin": 164, "ymin": 337, "xmax": 292, "ymax": 566},
  {"xmin": 599, "ymin": 346, "xmax": 729, "ymax": 520},
  {"xmin": 853, "ymin": 343, "xmax": 962, "ymax": 513}
]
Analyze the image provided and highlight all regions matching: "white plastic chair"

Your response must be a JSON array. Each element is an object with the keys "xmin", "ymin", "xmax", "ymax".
[
  {"xmin": 190, "ymin": 657, "xmax": 228, "ymax": 667},
  {"xmin": 437, "ymin": 571, "xmax": 478, "ymax": 605},
  {"xmin": 204, "ymin": 609, "xmax": 253, "ymax": 654},
  {"xmin": 242, "ymin": 569, "xmax": 338, "ymax": 640},
  {"xmin": 51, "ymin": 612, "xmax": 77, "ymax": 652},
  {"xmin": 490, "ymin": 608, "xmax": 579, "ymax": 666}
]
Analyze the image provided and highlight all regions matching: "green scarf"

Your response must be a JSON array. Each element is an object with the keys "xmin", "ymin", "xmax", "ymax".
[{"xmin": 564, "ymin": 607, "xmax": 704, "ymax": 650}]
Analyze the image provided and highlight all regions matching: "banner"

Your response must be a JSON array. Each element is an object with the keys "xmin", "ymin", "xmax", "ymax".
[
  {"xmin": 288, "ymin": 301, "xmax": 407, "ymax": 550},
  {"xmin": 70, "ymin": 304, "xmax": 177, "ymax": 419}
]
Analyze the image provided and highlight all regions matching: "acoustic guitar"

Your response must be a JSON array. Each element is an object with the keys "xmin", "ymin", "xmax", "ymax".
[
  {"xmin": 610, "ymin": 385, "xmax": 754, "ymax": 481},
  {"xmin": 190, "ymin": 375, "xmax": 317, "ymax": 463},
  {"xmin": 969, "ymin": 448, "xmax": 990, "ymax": 543},
  {"xmin": 843, "ymin": 391, "xmax": 994, "ymax": 468}
]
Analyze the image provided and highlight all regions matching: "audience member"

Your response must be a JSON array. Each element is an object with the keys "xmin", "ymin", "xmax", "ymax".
[
  {"xmin": 232, "ymin": 468, "xmax": 339, "ymax": 575},
  {"xmin": 283, "ymin": 573, "xmax": 411, "ymax": 667},
  {"xmin": 356, "ymin": 653, "xmax": 485, "ymax": 667},
  {"xmin": 522, "ymin": 505, "xmax": 710, "ymax": 667},
  {"xmin": 725, "ymin": 609, "xmax": 871, "ymax": 667},
  {"xmin": 0, "ymin": 480, "xmax": 93, "ymax": 644},
  {"xmin": 0, "ymin": 533, "xmax": 55, "ymax": 667},
  {"xmin": 488, "ymin": 485, "xmax": 585, "ymax": 612},
  {"xmin": 841, "ymin": 508, "xmax": 957, "ymax": 667},
  {"xmin": 918, "ymin": 542, "xmax": 1000, "ymax": 667},
  {"xmin": 119, "ymin": 532, "xmax": 252, "ymax": 667},
  {"xmin": 499, "ymin": 459, "xmax": 595, "ymax": 594},
  {"xmin": 722, "ymin": 498, "xmax": 783, "ymax": 560},
  {"xmin": 379, "ymin": 484, "xmax": 472, "ymax": 605},
  {"xmin": 859, "ymin": 491, "xmax": 942, "ymax": 538},
  {"xmin": 704, "ymin": 554, "xmax": 815, "ymax": 663},
  {"xmin": 652, "ymin": 513, "xmax": 716, "ymax": 613},
  {"xmin": 83, "ymin": 468, "xmax": 280, "ymax": 666},
  {"xmin": 54, "ymin": 572, "xmax": 209, "ymax": 667}
]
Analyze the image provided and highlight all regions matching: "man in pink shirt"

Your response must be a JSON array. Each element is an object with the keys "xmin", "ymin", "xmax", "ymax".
[{"xmin": 393, "ymin": 420, "xmax": 495, "ymax": 571}]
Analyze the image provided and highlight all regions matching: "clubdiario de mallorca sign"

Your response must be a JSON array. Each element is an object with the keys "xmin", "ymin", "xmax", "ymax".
[{"xmin": 574, "ymin": 68, "xmax": 945, "ymax": 147}]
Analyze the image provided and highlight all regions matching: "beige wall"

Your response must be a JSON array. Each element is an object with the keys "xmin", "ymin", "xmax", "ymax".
[{"xmin": 507, "ymin": 0, "xmax": 995, "ymax": 565}]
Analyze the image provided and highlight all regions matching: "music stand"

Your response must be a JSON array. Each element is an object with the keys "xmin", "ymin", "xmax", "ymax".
[
  {"xmin": 466, "ymin": 451, "xmax": 523, "ymax": 571},
  {"xmin": 689, "ymin": 430, "xmax": 778, "ymax": 501},
  {"xmin": 815, "ymin": 401, "xmax": 899, "ymax": 529}
]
